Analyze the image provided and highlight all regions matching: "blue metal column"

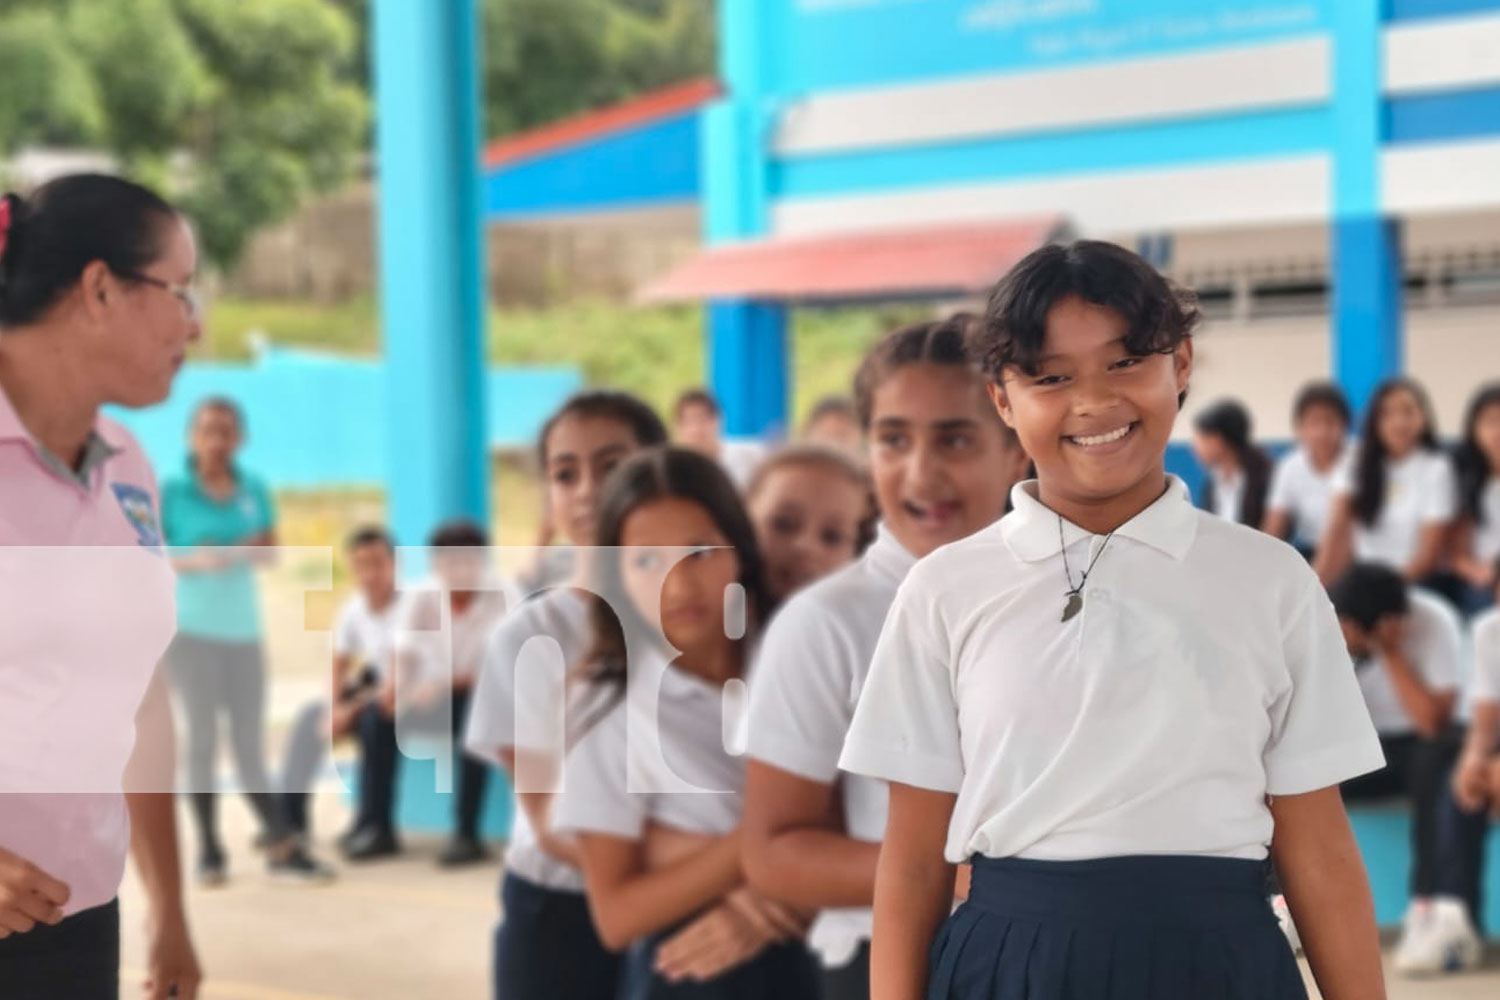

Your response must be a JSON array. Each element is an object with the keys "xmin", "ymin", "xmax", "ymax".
[
  {"xmin": 1331, "ymin": 1, "xmax": 1403, "ymax": 417},
  {"xmin": 372, "ymin": 0, "xmax": 489, "ymax": 547},
  {"xmin": 704, "ymin": 0, "xmax": 788, "ymax": 439}
]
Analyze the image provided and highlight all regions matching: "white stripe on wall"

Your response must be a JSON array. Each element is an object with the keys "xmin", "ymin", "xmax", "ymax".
[
  {"xmin": 771, "ymin": 156, "xmax": 1330, "ymax": 239},
  {"xmin": 1382, "ymin": 138, "xmax": 1500, "ymax": 214},
  {"xmin": 1384, "ymin": 12, "xmax": 1500, "ymax": 96},
  {"xmin": 772, "ymin": 37, "xmax": 1330, "ymax": 158}
]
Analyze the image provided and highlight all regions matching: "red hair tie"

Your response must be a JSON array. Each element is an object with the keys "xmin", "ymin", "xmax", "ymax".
[{"xmin": 0, "ymin": 198, "xmax": 11, "ymax": 263}]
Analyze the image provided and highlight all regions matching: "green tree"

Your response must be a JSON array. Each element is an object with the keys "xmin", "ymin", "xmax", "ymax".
[
  {"xmin": 482, "ymin": 0, "xmax": 715, "ymax": 138},
  {"xmin": 0, "ymin": 7, "xmax": 102, "ymax": 152},
  {"xmin": 0, "ymin": 0, "xmax": 367, "ymax": 270}
]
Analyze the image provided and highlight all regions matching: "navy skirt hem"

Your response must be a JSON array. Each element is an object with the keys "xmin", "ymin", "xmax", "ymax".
[{"xmin": 927, "ymin": 856, "xmax": 1306, "ymax": 1000}]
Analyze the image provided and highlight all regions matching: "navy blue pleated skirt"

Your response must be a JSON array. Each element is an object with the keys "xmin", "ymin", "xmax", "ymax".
[{"xmin": 928, "ymin": 856, "xmax": 1306, "ymax": 1000}]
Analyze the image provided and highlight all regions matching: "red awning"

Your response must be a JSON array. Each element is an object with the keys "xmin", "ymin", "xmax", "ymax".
[{"xmin": 638, "ymin": 218, "xmax": 1067, "ymax": 304}]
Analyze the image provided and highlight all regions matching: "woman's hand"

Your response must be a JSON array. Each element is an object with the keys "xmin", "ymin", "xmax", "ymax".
[
  {"xmin": 0, "ymin": 847, "xmax": 68, "ymax": 938},
  {"xmin": 140, "ymin": 907, "xmax": 201, "ymax": 999}
]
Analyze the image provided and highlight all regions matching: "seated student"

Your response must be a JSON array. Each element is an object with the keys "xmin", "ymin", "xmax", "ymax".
[
  {"xmin": 674, "ymin": 387, "xmax": 767, "ymax": 491},
  {"xmin": 347, "ymin": 519, "xmax": 513, "ymax": 866},
  {"xmin": 1452, "ymin": 384, "xmax": 1500, "ymax": 615},
  {"xmin": 1328, "ymin": 563, "xmax": 1468, "ymax": 971},
  {"xmin": 1317, "ymin": 378, "xmax": 1458, "ymax": 592},
  {"xmin": 1264, "ymin": 381, "xmax": 1353, "ymax": 559},
  {"xmin": 279, "ymin": 526, "xmax": 400, "ymax": 854},
  {"xmin": 1397, "ymin": 554, "xmax": 1500, "ymax": 976},
  {"xmin": 1191, "ymin": 398, "xmax": 1272, "ymax": 529}
]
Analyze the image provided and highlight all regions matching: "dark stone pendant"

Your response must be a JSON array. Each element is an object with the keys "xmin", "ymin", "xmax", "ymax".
[{"xmin": 1061, "ymin": 590, "xmax": 1083, "ymax": 623}]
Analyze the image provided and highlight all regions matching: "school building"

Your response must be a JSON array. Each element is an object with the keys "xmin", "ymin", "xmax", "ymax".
[{"xmin": 377, "ymin": 0, "xmax": 1500, "ymax": 539}]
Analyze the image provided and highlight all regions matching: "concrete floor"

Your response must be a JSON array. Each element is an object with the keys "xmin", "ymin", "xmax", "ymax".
[{"xmin": 117, "ymin": 793, "xmax": 1500, "ymax": 1000}]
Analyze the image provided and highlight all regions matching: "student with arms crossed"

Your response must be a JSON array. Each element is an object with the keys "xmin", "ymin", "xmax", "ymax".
[{"xmin": 741, "ymin": 318, "xmax": 1030, "ymax": 1000}]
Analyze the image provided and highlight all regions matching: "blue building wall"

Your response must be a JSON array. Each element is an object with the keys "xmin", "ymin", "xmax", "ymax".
[
  {"xmin": 484, "ymin": 111, "xmax": 703, "ymax": 221},
  {"xmin": 108, "ymin": 349, "xmax": 580, "ymax": 489}
]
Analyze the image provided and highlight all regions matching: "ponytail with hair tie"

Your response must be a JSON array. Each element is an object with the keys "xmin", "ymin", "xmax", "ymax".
[{"xmin": 0, "ymin": 194, "xmax": 14, "ymax": 270}]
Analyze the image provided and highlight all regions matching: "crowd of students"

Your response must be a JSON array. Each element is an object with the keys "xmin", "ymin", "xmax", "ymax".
[
  {"xmin": 4, "ymin": 172, "xmax": 1500, "ymax": 1000},
  {"xmin": 1190, "ymin": 373, "xmax": 1500, "ymax": 975}
]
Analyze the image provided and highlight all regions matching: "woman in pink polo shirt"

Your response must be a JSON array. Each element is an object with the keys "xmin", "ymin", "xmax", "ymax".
[{"xmin": 0, "ymin": 175, "xmax": 202, "ymax": 999}]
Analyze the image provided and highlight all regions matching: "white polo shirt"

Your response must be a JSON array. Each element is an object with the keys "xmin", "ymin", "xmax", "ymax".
[
  {"xmin": 466, "ymin": 587, "xmax": 591, "ymax": 892},
  {"xmin": 745, "ymin": 523, "xmax": 915, "ymax": 966},
  {"xmin": 1471, "ymin": 609, "xmax": 1500, "ymax": 705},
  {"xmin": 1353, "ymin": 589, "xmax": 1462, "ymax": 736},
  {"xmin": 1267, "ymin": 444, "xmax": 1348, "ymax": 549},
  {"xmin": 720, "ymin": 439, "xmax": 767, "ymax": 492},
  {"xmin": 1333, "ymin": 449, "xmax": 1457, "ymax": 570},
  {"xmin": 551, "ymin": 651, "xmax": 746, "ymax": 840},
  {"xmin": 332, "ymin": 590, "xmax": 401, "ymax": 680},
  {"xmin": 840, "ymin": 477, "xmax": 1385, "ymax": 864},
  {"xmin": 1206, "ymin": 468, "xmax": 1244, "ymax": 525},
  {"xmin": 394, "ymin": 574, "xmax": 514, "ymax": 685},
  {"xmin": 1471, "ymin": 477, "xmax": 1500, "ymax": 569},
  {"xmin": 1, "ymin": 387, "xmax": 178, "ymax": 916}
]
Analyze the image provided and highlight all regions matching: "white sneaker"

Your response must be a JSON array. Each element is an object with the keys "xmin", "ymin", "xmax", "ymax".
[
  {"xmin": 1271, "ymin": 895, "xmax": 1302, "ymax": 955},
  {"xmin": 1394, "ymin": 898, "xmax": 1482, "ymax": 976},
  {"xmin": 1393, "ymin": 900, "xmax": 1434, "ymax": 973}
]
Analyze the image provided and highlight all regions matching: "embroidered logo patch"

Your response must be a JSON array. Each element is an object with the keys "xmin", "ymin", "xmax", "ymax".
[{"xmin": 111, "ymin": 483, "xmax": 164, "ymax": 551}]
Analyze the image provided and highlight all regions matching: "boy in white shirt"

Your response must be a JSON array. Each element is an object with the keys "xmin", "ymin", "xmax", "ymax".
[
  {"xmin": 280, "ymin": 526, "xmax": 400, "ymax": 861},
  {"xmin": 1327, "ymin": 562, "xmax": 1484, "ymax": 973},
  {"xmin": 347, "ymin": 519, "xmax": 512, "ymax": 867},
  {"xmin": 1264, "ymin": 381, "xmax": 1351, "ymax": 557}
]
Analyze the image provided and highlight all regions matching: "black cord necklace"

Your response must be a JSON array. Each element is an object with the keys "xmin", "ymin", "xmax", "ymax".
[{"xmin": 1058, "ymin": 515, "xmax": 1115, "ymax": 623}]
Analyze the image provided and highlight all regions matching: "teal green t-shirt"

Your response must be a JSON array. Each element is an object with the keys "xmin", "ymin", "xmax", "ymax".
[{"xmin": 161, "ymin": 467, "xmax": 276, "ymax": 643}]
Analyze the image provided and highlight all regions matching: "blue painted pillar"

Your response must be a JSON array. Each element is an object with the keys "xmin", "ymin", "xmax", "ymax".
[
  {"xmin": 372, "ymin": 0, "xmax": 489, "ymax": 548},
  {"xmin": 710, "ymin": 302, "xmax": 788, "ymax": 438},
  {"xmin": 704, "ymin": 0, "xmax": 788, "ymax": 439},
  {"xmin": 1331, "ymin": 1, "xmax": 1403, "ymax": 417}
]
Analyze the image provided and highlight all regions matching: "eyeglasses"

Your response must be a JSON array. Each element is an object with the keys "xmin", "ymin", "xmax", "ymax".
[{"xmin": 114, "ymin": 269, "xmax": 202, "ymax": 322}]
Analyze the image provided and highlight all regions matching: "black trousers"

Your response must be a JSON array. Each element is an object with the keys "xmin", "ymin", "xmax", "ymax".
[
  {"xmin": 822, "ymin": 939, "xmax": 870, "ymax": 1000},
  {"xmin": 354, "ymin": 689, "xmax": 489, "ymax": 838},
  {"xmin": 0, "ymin": 898, "xmax": 118, "ymax": 1000},
  {"xmin": 1340, "ymin": 730, "xmax": 1463, "ymax": 900}
]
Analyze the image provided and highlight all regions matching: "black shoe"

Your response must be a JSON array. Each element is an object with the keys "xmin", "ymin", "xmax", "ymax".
[
  {"xmin": 342, "ymin": 826, "xmax": 401, "ymax": 862},
  {"xmin": 437, "ymin": 835, "xmax": 489, "ymax": 868},
  {"xmin": 198, "ymin": 845, "xmax": 228, "ymax": 888},
  {"xmin": 269, "ymin": 843, "xmax": 337, "ymax": 884}
]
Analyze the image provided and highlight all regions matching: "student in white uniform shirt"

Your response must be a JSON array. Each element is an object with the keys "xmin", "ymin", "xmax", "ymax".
[
  {"xmin": 465, "ymin": 390, "xmax": 667, "ymax": 1000},
  {"xmin": 1191, "ymin": 397, "xmax": 1271, "ymax": 529},
  {"xmin": 1327, "ymin": 563, "xmax": 1489, "ymax": 975},
  {"xmin": 840, "ymin": 242, "xmax": 1387, "ymax": 1000},
  {"xmin": 277, "ymin": 526, "xmax": 400, "ymax": 852},
  {"xmin": 1317, "ymin": 377, "xmax": 1458, "ymax": 595},
  {"xmin": 741, "ymin": 318, "xmax": 1031, "ymax": 1000},
  {"xmin": 1452, "ymin": 384, "xmax": 1500, "ymax": 615},
  {"xmin": 744, "ymin": 443, "xmax": 872, "ymax": 605},
  {"xmin": 551, "ymin": 447, "xmax": 821, "ymax": 1000},
  {"xmin": 1264, "ymin": 381, "xmax": 1352, "ymax": 559},
  {"xmin": 1442, "ymin": 563, "xmax": 1500, "ymax": 958},
  {"xmin": 350, "ymin": 519, "xmax": 512, "ymax": 866},
  {"xmin": 674, "ymin": 387, "xmax": 767, "ymax": 491}
]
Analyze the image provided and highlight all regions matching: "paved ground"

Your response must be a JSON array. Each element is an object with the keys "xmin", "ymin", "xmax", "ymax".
[{"xmin": 117, "ymin": 791, "xmax": 1500, "ymax": 1000}]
